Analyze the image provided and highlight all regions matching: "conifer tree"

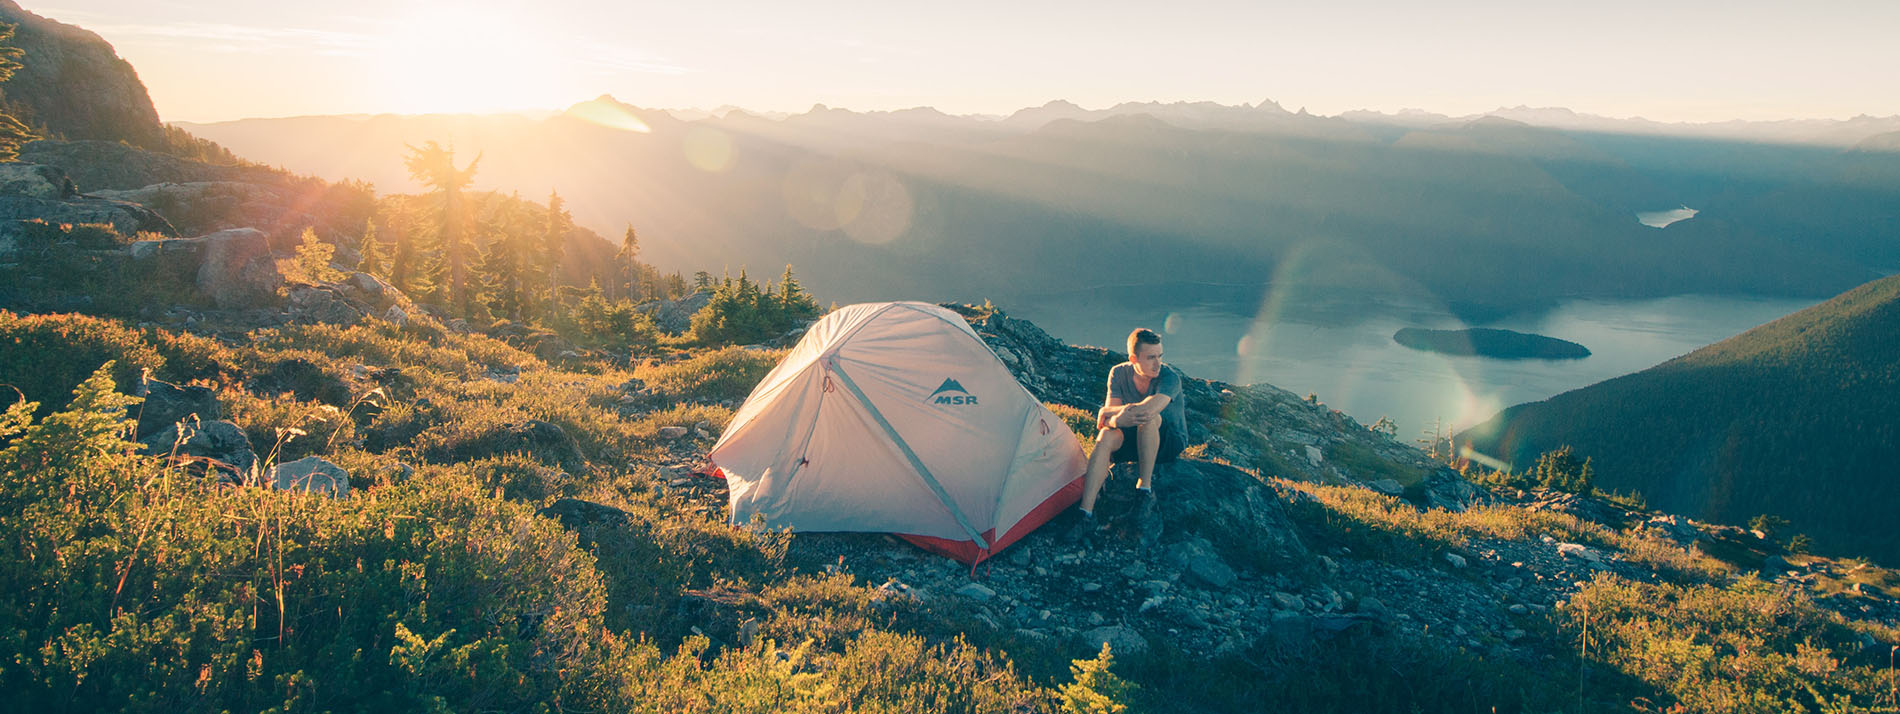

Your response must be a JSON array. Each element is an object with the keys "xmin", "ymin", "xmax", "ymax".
[
  {"xmin": 0, "ymin": 25, "xmax": 37, "ymax": 162},
  {"xmin": 404, "ymin": 141, "xmax": 480, "ymax": 316},
  {"xmin": 541, "ymin": 190, "xmax": 571, "ymax": 308},
  {"xmin": 617, "ymin": 224, "xmax": 640, "ymax": 300},
  {"xmin": 356, "ymin": 218, "xmax": 386, "ymax": 276},
  {"xmin": 294, "ymin": 227, "xmax": 342, "ymax": 283}
]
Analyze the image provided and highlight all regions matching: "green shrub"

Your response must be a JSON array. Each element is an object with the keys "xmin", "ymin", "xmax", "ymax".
[
  {"xmin": 640, "ymin": 347, "xmax": 782, "ymax": 403},
  {"xmin": 1564, "ymin": 574, "xmax": 1900, "ymax": 713},
  {"xmin": 0, "ymin": 311, "xmax": 162, "ymax": 414}
]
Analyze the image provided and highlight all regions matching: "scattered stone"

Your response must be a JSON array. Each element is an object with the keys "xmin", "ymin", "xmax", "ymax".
[
  {"xmin": 955, "ymin": 583, "xmax": 997, "ymax": 601},
  {"xmin": 140, "ymin": 418, "xmax": 256, "ymax": 474},
  {"xmin": 1508, "ymin": 604, "xmax": 1529, "ymax": 615},
  {"xmin": 1081, "ymin": 625, "xmax": 1149, "ymax": 656},
  {"xmin": 1081, "ymin": 582, "xmax": 1102, "ymax": 593},
  {"xmin": 658, "ymin": 426, "xmax": 690, "ymax": 439},
  {"xmin": 1503, "ymin": 629, "xmax": 1527, "ymax": 643},
  {"xmin": 1368, "ymin": 479, "xmax": 1404, "ymax": 496},
  {"xmin": 1444, "ymin": 552, "xmax": 1467, "ymax": 569},
  {"xmin": 1556, "ymin": 543, "xmax": 1602, "ymax": 563},
  {"xmin": 383, "ymin": 305, "xmax": 410, "ymax": 327},
  {"xmin": 1167, "ymin": 537, "xmax": 1237, "ymax": 589},
  {"xmin": 1356, "ymin": 596, "xmax": 1387, "ymax": 618},
  {"xmin": 1304, "ymin": 444, "xmax": 1324, "ymax": 466},
  {"xmin": 268, "ymin": 456, "xmax": 350, "ymax": 498},
  {"xmin": 132, "ymin": 373, "xmax": 221, "ymax": 440},
  {"xmin": 1272, "ymin": 591, "xmax": 1305, "ymax": 612}
]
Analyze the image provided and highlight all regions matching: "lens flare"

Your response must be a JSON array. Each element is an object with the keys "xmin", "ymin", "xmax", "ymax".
[
  {"xmin": 683, "ymin": 126, "xmax": 734, "ymax": 172},
  {"xmin": 566, "ymin": 101, "xmax": 652, "ymax": 133},
  {"xmin": 839, "ymin": 171, "xmax": 913, "ymax": 245}
]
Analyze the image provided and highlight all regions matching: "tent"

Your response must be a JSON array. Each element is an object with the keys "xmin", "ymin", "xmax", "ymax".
[{"xmin": 707, "ymin": 302, "xmax": 1087, "ymax": 564}]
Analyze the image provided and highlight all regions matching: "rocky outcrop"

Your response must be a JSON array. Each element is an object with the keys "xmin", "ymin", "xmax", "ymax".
[
  {"xmin": 0, "ymin": 163, "xmax": 176, "ymax": 257},
  {"xmin": 637, "ymin": 290, "xmax": 712, "ymax": 334},
  {"xmin": 18, "ymin": 140, "xmax": 274, "ymax": 192},
  {"xmin": 130, "ymin": 227, "xmax": 283, "ymax": 309},
  {"xmin": 0, "ymin": 1, "xmax": 164, "ymax": 148}
]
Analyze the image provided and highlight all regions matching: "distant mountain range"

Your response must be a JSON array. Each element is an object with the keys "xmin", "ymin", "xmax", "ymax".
[
  {"xmin": 1459, "ymin": 272, "xmax": 1900, "ymax": 562},
  {"xmin": 175, "ymin": 95, "xmax": 1900, "ymax": 320}
]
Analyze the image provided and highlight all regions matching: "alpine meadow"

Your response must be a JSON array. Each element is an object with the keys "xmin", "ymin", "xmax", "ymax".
[{"xmin": 3, "ymin": 2, "xmax": 1899, "ymax": 712}]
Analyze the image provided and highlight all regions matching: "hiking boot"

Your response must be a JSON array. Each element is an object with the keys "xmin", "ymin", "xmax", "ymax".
[
  {"xmin": 1063, "ymin": 512, "xmax": 1099, "ymax": 546},
  {"xmin": 1131, "ymin": 492, "xmax": 1161, "ymax": 548}
]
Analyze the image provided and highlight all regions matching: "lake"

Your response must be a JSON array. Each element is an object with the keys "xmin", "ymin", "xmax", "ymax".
[{"xmin": 1002, "ymin": 292, "xmax": 1819, "ymax": 441}]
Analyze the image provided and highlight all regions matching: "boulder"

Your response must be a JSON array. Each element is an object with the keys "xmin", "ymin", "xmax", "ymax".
[
  {"xmin": 383, "ymin": 305, "xmax": 410, "ymax": 327},
  {"xmin": 1168, "ymin": 460, "xmax": 1309, "ymax": 572},
  {"xmin": 1080, "ymin": 625, "xmax": 1148, "ymax": 657},
  {"xmin": 139, "ymin": 418, "xmax": 257, "ymax": 474},
  {"xmin": 1165, "ymin": 537, "xmax": 1238, "ymax": 589},
  {"xmin": 1367, "ymin": 478, "xmax": 1404, "ymax": 496},
  {"xmin": 132, "ymin": 373, "xmax": 221, "ymax": 441},
  {"xmin": 1304, "ymin": 444, "xmax": 1324, "ymax": 466},
  {"xmin": 195, "ymin": 228, "xmax": 283, "ymax": 308},
  {"xmin": 538, "ymin": 498, "xmax": 635, "ymax": 530},
  {"xmin": 287, "ymin": 284, "xmax": 367, "ymax": 325},
  {"xmin": 268, "ymin": 456, "xmax": 350, "ymax": 498}
]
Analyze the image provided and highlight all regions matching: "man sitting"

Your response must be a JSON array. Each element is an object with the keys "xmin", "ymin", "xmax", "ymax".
[{"xmin": 1067, "ymin": 328, "xmax": 1185, "ymax": 544}]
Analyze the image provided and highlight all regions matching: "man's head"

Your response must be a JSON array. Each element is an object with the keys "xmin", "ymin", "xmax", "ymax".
[{"xmin": 1127, "ymin": 328, "xmax": 1163, "ymax": 378}]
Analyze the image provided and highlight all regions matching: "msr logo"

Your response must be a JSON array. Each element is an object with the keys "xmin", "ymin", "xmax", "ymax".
[{"xmin": 927, "ymin": 378, "xmax": 978, "ymax": 406}]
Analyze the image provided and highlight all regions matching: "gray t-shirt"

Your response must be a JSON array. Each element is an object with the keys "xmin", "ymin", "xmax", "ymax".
[{"xmin": 1106, "ymin": 363, "xmax": 1186, "ymax": 436}]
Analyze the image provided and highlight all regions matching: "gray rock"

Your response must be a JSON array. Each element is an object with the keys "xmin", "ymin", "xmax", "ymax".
[
  {"xmin": 1508, "ymin": 604, "xmax": 1529, "ymax": 615},
  {"xmin": 139, "ymin": 418, "xmax": 257, "ymax": 474},
  {"xmin": 955, "ymin": 583, "xmax": 997, "ymax": 601},
  {"xmin": 1272, "ymin": 591, "xmax": 1305, "ymax": 611},
  {"xmin": 1420, "ymin": 468, "xmax": 1492, "ymax": 512},
  {"xmin": 1356, "ymin": 596, "xmax": 1388, "ymax": 617},
  {"xmin": 1167, "ymin": 537, "xmax": 1237, "ymax": 589},
  {"xmin": 1368, "ymin": 479, "xmax": 1404, "ymax": 496},
  {"xmin": 1444, "ymin": 552, "xmax": 1467, "ymax": 569},
  {"xmin": 288, "ymin": 284, "xmax": 367, "ymax": 325},
  {"xmin": 658, "ymin": 425, "xmax": 689, "ymax": 439},
  {"xmin": 268, "ymin": 456, "xmax": 350, "ymax": 498},
  {"xmin": 1303, "ymin": 444, "xmax": 1324, "ymax": 466},
  {"xmin": 383, "ymin": 305, "xmax": 410, "ymax": 327},
  {"xmin": 132, "ymin": 373, "xmax": 221, "ymax": 441},
  {"xmin": 0, "ymin": 163, "xmax": 70, "ymax": 199},
  {"xmin": 1503, "ymin": 628, "xmax": 1527, "ymax": 643},
  {"xmin": 1081, "ymin": 625, "xmax": 1148, "ymax": 656},
  {"xmin": 194, "ymin": 228, "xmax": 283, "ymax": 308}
]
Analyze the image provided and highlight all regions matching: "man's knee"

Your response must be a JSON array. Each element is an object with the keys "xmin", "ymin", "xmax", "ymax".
[
  {"xmin": 1096, "ymin": 428, "xmax": 1123, "ymax": 450},
  {"xmin": 1138, "ymin": 418, "xmax": 1160, "ymax": 436}
]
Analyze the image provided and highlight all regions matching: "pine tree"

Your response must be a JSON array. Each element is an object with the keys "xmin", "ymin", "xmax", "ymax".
[
  {"xmin": 0, "ymin": 25, "xmax": 37, "ymax": 162},
  {"xmin": 404, "ymin": 142, "xmax": 480, "ymax": 316},
  {"xmin": 294, "ymin": 227, "xmax": 342, "ymax": 283},
  {"xmin": 541, "ymin": 190, "xmax": 571, "ymax": 309},
  {"xmin": 356, "ymin": 218, "xmax": 386, "ymax": 276},
  {"xmin": 617, "ymin": 224, "xmax": 640, "ymax": 300}
]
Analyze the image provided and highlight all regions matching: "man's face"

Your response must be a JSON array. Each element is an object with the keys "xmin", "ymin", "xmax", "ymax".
[{"xmin": 1131, "ymin": 341, "xmax": 1163, "ymax": 378}]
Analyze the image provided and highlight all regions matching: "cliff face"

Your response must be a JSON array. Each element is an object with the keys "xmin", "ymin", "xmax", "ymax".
[{"xmin": 0, "ymin": 0, "xmax": 165, "ymax": 148}]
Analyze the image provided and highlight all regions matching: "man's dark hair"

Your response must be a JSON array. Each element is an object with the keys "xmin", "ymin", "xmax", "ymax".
[{"xmin": 1127, "ymin": 328, "xmax": 1162, "ymax": 356}]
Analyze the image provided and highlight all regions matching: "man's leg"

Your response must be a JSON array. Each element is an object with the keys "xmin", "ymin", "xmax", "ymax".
[
  {"xmin": 1079, "ymin": 428, "xmax": 1122, "ymax": 513},
  {"xmin": 1135, "ymin": 417, "xmax": 1161, "ymax": 490}
]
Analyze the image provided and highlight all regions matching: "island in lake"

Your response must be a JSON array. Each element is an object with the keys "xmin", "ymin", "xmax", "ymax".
[{"xmin": 1392, "ymin": 327, "xmax": 1592, "ymax": 360}]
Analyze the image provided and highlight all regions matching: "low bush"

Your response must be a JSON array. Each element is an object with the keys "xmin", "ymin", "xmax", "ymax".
[
  {"xmin": 640, "ymin": 346, "xmax": 782, "ymax": 403},
  {"xmin": 0, "ymin": 311, "xmax": 163, "ymax": 414}
]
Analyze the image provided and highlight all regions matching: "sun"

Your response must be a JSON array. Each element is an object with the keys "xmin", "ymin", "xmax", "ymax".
[{"xmin": 369, "ymin": 6, "xmax": 569, "ymax": 115}]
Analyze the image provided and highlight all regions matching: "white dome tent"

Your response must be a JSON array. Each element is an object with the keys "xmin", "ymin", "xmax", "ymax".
[{"xmin": 707, "ymin": 302, "xmax": 1087, "ymax": 564}]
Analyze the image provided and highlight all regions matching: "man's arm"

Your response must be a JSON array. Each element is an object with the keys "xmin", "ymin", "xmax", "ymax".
[{"xmin": 1097, "ymin": 398, "xmax": 1126, "ymax": 429}]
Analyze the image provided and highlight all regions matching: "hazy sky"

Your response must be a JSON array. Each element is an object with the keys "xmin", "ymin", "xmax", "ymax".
[{"xmin": 37, "ymin": 0, "xmax": 1900, "ymax": 123}]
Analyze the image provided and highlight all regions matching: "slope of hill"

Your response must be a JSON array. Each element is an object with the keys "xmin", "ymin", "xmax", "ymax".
[
  {"xmin": 0, "ymin": 0, "xmax": 163, "ymax": 148},
  {"xmin": 1460, "ymin": 272, "xmax": 1900, "ymax": 561}
]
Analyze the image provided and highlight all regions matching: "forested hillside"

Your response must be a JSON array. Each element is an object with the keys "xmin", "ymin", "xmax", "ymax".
[{"xmin": 1460, "ymin": 272, "xmax": 1900, "ymax": 561}]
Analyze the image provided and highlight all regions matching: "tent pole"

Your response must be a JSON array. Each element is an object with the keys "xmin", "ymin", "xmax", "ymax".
[{"xmin": 828, "ymin": 358, "xmax": 991, "ymax": 550}]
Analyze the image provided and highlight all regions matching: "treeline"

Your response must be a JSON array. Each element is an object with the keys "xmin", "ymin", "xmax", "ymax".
[{"xmin": 345, "ymin": 141, "xmax": 816, "ymax": 351}]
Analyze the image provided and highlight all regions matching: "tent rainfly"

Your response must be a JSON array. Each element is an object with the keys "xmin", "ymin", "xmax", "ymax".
[{"xmin": 706, "ymin": 302, "xmax": 1087, "ymax": 564}]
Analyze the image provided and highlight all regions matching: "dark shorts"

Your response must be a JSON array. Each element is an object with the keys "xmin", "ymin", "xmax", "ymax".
[{"xmin": 1109, "ymin": 424, "xmax": 1185, "ymax": 464}]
